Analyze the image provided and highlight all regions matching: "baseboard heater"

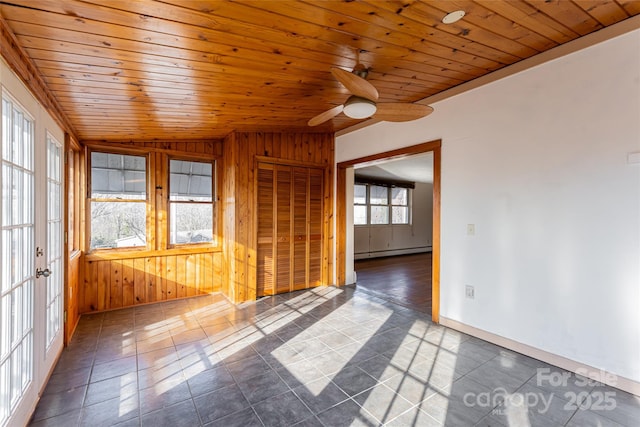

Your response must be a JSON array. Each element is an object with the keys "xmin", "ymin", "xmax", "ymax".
[{"xmin": 354, "ymin": 246, "xmax": 431, "ymax": 260}]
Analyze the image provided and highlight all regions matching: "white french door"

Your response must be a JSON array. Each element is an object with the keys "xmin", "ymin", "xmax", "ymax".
[
  {"xmin": 0, "ymin": 88, "xmax": 64, "ymax": 426},
  {"xmin": 40, "ymin": 133, "xmax": 63, "ymax": 375}
]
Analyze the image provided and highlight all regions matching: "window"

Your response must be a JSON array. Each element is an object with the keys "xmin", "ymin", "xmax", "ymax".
[
  {"xmin": 391, "ymin": 187, "xmax": 409, "ymax": 224},
  {"xmin": 353, "ymin": 184, "xmax": 367, "ymax": 225},
  {"xmin": 169, "ymin": 159, "xmax": 214, "ymax": 245},
  {"xmin": 89, "ymin": 152, "xmax": 147, "ymax": 250},
  {"xmin": 353, "ymin": 182, "xmax": 411, "ymax": 225},
  {"xmin": 369, "ymin": 185, "xmax": 389, "ymax": 225},
  {"xmin": 67, "ymin": 149, "xmax": 82, "ymax": 253}
]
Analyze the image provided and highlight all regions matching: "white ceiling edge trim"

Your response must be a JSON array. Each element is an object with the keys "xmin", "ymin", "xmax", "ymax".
[{"xmin": 336, "ymin": 14, "xmax": 640, "ymax": 138}]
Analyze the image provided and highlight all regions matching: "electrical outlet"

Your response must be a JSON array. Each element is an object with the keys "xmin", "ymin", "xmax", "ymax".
[
  {"xmin": 465, "ymin": 285, "xmax": 475, "ymax": 299},
  {"xmin": 467, "ymin": 224, "xmax": 475, "ymax": 235}
]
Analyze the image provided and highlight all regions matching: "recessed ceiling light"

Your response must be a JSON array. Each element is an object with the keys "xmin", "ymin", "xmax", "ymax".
[{"xmin": 442, "ymin": 10, "xmax": 465, "ymax": 24}]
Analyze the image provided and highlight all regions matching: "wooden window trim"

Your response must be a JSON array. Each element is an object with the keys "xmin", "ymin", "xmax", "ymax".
[
  {"xmin": 86, "ymin": 148, "xmax": 150, "ymax": 253},
  {"xmin": 167, "ymin": 156, "xmax": 218, "ymax": 249},
  {"xmin": 85, "ymin": 146, "xmax": 222, "ymax": 255}
]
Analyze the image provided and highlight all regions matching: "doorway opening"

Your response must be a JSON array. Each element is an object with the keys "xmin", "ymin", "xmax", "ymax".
[{"xmin": 336, "ymin": 140, "xmax": 441, "ymax": 322}]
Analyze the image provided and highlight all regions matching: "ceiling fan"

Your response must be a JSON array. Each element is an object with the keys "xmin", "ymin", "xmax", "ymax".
[{"xmin": 308, "ymin": 65, "xmax": 434, "ymax": 126}]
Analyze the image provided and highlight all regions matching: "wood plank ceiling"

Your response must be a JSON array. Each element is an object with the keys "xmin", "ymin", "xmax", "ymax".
[{"xmin": 0, "ymin": 0, "xmax": 638, "ymax": 141}]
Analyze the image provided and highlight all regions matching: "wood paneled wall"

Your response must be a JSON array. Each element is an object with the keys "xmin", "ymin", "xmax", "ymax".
[
  {"xmin": 82, "ymin": 251, "xmax": 222, "ymax": 312},
  {"xmin": 66, "ymin": 252, "xmax": 82, "ymax": 338},
  {"xmin": 79, "ymin": 140, "xmax": 224, "ymax": 313},
  {"xmin": 222, "ymin": 131, "xmax": 334, "ymax": 303},
  {"xmin": 64, "ymin": 134, "xmax": 83, "ymax": 342},
  {"xmin": 79, "ymin": 135, "xmax": 333, "ymax": 311}
]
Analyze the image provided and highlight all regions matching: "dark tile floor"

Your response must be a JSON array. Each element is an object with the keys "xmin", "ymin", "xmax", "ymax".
[{"xmin": 30, "ymin": 287, "xmax": 639, "ymax": 426}]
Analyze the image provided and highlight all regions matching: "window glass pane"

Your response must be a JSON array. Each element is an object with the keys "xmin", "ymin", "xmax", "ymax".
[
  {"xmin": 392, "ymin": 206, "xmax": 409, "ymax": 224},
  {"xmin": 391, "ymin": 187, "xmax": 407, "ymax": 205},
  {"xmin": 170, "ymin": 203, "xmax": 213, "ymax": 244},
  {"xmin": 354, "ymin": 184, "xmax": 366, "ymax": 205},
  {"xmin": 170, "ymin": 160, "xmax": 213, "ymax": 202},
  {"xmin": 354, "ymin": 205, "xmax": 367, "ymax": 225},
  {"xmin": 370, "ymin": 206, "xmax": 389, "ymax": 224},
  {"xmin": 369, "ymin": 185, "xmax": 388, "ymax": 205},
  {"xmin": 91, "ymin": 152, "xmax": 146, "ymax": 199},
  {"xmin": 90, "ymin": 202, "xmax": 146, "ymax": 249}
]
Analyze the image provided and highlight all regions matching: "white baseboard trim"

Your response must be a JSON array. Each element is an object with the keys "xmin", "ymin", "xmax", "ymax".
[{"xmin": 440, "ymin": 316, "xmax": 640, "ymax": 397}]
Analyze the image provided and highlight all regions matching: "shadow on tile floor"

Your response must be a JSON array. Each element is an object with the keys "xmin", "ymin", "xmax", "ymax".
[{"xmin": 29, "ymin": 287, "xmax": 640, "ymax": 427}]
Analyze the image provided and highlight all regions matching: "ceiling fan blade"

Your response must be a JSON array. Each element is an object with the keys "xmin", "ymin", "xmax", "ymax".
[
  {"xmin": 308, "ymin": 105, "xmax": 344, "ymax": 126},
  {"xmin": 374, "ymin": 103, "xmax": 434, "ymax": 122},
  {"xmin": 330, "ymin": 67, "xmax": 379, "ymax": 101}
]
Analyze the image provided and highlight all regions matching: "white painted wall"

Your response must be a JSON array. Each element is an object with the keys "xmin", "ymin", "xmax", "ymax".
[
  {"xmin": 354, "ymin": 182, "xmax": 433, "ymax": 259},
  {"xmin": 336, "ymin": 29, "xmax": 640, "ymax": 384}
]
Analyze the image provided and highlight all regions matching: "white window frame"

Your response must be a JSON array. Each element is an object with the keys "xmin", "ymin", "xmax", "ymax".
[{"xmin": 353, "ymin": 182, "xmax": 412, "ymax": 226}]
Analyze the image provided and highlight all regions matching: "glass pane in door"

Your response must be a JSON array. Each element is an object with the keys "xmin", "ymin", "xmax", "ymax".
[
  {"xmin": 0, "ymin": 96, "xmax": 34, "ymax": 425},
  {"xmin": 45, "ymin": 135, "xmax": 62, "ymax": 348}
]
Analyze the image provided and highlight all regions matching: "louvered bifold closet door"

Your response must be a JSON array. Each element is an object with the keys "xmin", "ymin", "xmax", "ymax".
[
  {"xmin": 257, "ymin": 164, "xmax": 275, "ymax": 296},
  {"xmin": 275, "ymin": 166, "xmax": 292, "ymax": 294},
  {"xmin": 256, "ymin": 163, "xmax": 324, "ymax": 297}
]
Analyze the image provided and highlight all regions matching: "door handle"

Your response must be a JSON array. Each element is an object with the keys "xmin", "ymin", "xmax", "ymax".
[{"xmin": 36, "ymin": 268, "xmax": 51, "ymax": 278}]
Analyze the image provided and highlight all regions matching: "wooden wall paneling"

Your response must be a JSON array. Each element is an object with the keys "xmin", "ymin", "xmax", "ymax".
[
  {"xmin": 122, "ymin": 258, "xmax": 134, "ymax": 307},
  {"xmin": 320, "ymin": 137, "xmax": 331, "ymax": 288},
  {"xmin": 110, "ymin": 260, "xmax": 123, "ymax": 308},
  {"xmin": 133, "ymin": 257, "xmax": 146, "ymax": 304},
  {"xmin": 272, "ymin": 133, "xmax": 282, "ymax": 158},
  {"xmin": 264, "ymin": 133, "xmax": 273, "ymax": 157},
  {"xmin": 256, "ymin": 132, "xmax": 265, "ymax": 160},
  {"xmin": 236, "ymin": 132, "xmax": 249, "ymax": 302},
  {"xmin": 222, "ymin": 132, "xmax": 236, "ymax": 300},
  {"xmin": 205, "ymin": 253, "xmax": 213, "ymax": 292},
  {"xmin": 186, "ymin": 254, "xmax": 196, "ymax": 297},
  {"xmin": 288, "ymin": 133, "xmax": 297, "ymax": 160},
  {"xmin": 212, "ymin": 252, "xmax": 222, "ymax": 293},
  {"xmin": 224, "ymin": 131, "xmax": 334, "ymax": 302},
  {"xmin": 165, "ymin": 255, "xmax": 177, "ymax": 300},
  {"xmin": 81, "ymin": 251, "xmax": 219, "ymax": 313},
  {"xmin": 144, "ymin": 257, "xmax": 159, "ymax": 302},
  {"xmin": 82, "ymin": 260, "xmax": 95, "ymax": 312},
  {"xmin": 176, "ymin": 255, "xmax": 187, "ymax": 298},
  {"xmin": 195, "ymin": 253, "xmax": 203, "ymax": 294},
  {"xmin": 157, "ymin": 255, "xmax": 166, "ymax": 301},
  {"xmin": 246, "ymin": 134, "xmax": 257, "ymax": 301},
  {"xmin": 65, "ymin": 253, "xmax": 81, "ymax": 342},
  {"xmin": 97, "ymin": 260, "xmax": 109, "ymax": 311}
]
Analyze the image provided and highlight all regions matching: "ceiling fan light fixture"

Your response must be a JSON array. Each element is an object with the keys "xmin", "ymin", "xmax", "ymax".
[
  {"xmin": 343, "ymin": 95, "xmax": 377, "ymax": 119},
  {"xmin": 442, "ymin": 10, "xmax": 465, "ymax": 24}
]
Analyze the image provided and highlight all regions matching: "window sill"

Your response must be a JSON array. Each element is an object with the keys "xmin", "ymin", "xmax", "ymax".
[{"xmin": 85, "ymin": 245, "xmax": 222, "ymax": 261}]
